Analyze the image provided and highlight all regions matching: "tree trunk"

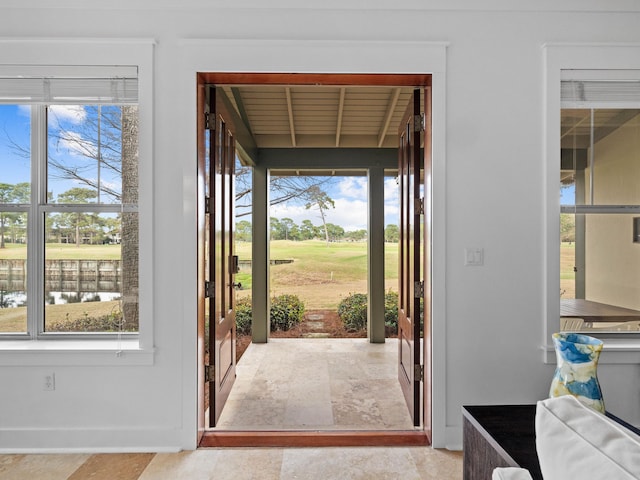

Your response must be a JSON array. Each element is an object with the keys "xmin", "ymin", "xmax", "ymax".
[
  {"xmin": 121, "ymin": 106, "xmax": 139, "ymax": 330},
  {"xmin": 319, "ymin": 206, "xmax": 330, "ymax": 246},
  {"xmin": 0, "ymin": 216, "xmax": 5, "ymax": 249}
]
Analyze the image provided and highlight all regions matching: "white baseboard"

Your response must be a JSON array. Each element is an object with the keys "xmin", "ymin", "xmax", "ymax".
[{"xmin": 0, "ymin": 427, "xmax": 185, "ymax": 453}]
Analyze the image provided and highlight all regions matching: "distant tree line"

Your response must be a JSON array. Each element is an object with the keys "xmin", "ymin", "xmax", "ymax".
[
  {"xmin": 235, "ymin": 218, "xmax": 400, "ymax": 243},
  {"xmin": 560, "ymin": 213, "xmax": 575, "ymax": 243},
  {"xmin": 0, "ymin": 183, "xmax": 121, "ymax": 248}
]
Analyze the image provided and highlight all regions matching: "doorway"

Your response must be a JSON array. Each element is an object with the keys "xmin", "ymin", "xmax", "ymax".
[{"xmin": 197, "ymin": 73, "xmax": 432, "ymax": 447}]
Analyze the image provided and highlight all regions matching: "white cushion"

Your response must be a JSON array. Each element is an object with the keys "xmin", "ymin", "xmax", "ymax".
[
  {"xmin": 492, "ymin": 467, "xmax": 534, "ymax": 480},
  {"xmin": 536, "ymin": 395, "xmax": 640, "ymax": 480}
]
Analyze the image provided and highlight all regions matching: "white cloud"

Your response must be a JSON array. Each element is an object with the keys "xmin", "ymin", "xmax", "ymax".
[
  {"xmin": 17, "ymin": 105, "xmax": 30, "ymax": 117},
  {"xmin": 329, "ymin": 198, "xmax": 367, "ymax": 231},
  {"xmin": 336, "ymin": 177, "xmax": 367, "ymax": 200},
  {"xmin": 270, "ymin": 197, "xmax": 368, "ymax": 231},
  {"xmin": 270, "ymin": 202, "xmax": 307, "ymax": 221},
  {"xmin": 16, "ymin": 105, "xmax": 86, "ymax": 124},
  {"xmin": 384, "ymin": 177, "xmax": 399, "ymax": 225},
  {"xmin": 384, "ymin": 177, "xmax": 399, "ymax": 200},
  {"xmin": 268, "ymin": 176, "xmax": 400, "ymax": 231},
  {"xmin": 58, "ymin": 130, "xmax": 97, "ymax": 157},
  {"xmin": 49, "ymin": 105, "xmax": 86, "ymax": 125}
]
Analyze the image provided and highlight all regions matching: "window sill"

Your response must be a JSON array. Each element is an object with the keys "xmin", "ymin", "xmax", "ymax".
[
  {"xmin": 0, "ymin": 339, "xmax": 155, "ymax": 366},
  {"xmin": 543, "ymin": 337, "xmax": 640, "ymax": 365}
]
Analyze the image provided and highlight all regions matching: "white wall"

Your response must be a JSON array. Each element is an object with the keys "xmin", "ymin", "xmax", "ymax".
[{"xmin": 1, "ymin": 0, "xmax": 640, "ymax": 452}]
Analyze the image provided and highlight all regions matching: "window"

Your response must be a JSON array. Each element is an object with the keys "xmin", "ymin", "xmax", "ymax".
[
  {"xmin": 0, "ymin": 68, "xmax": 139, "ymax": 338},
  {"xmin": 559, "ymin": 70, "xmax": 640, "ymax": 334}
]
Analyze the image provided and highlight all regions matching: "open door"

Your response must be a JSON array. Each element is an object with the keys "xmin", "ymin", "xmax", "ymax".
[
  {"xmin": 398, "ymin": 89, "xmax": 423, "ymax": 426},
  {"xmin": 205, "ymin": 86, "xmax": 238, "ymax": 427}
]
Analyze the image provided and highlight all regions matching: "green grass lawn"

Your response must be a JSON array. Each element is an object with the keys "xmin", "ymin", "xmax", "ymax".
[
  {"xmin": 0, "ymin": 243, "xmax": 121, "ymax": 260},
  {"xmin": 1, "ymin": 239, "xmax": 398, "ymax": 315},
  {"xmin": 0, "ymin": 300, "xmax": 122, "ymax": 333},
  {"xmin": 560, "ymin": 241, "xmax": 576, "ymax": 298},
  {"xmin": 236, "ymin": 239, "xmax": 399, "ymax": 309}
]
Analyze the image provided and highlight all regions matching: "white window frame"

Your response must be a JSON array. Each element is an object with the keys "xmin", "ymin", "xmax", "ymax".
[
  {"xmin": 544, "ymin": 43, "xmax": 640, "ymax": 364},
  {"xmin": 0, "ymin": 39, "xmax": 154, "ymax": 365}
]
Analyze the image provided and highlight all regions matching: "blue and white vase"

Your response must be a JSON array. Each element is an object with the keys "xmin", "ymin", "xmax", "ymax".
[{"xmin": 550, "ymin": 332, "xmax": 605, "ymax": 413}]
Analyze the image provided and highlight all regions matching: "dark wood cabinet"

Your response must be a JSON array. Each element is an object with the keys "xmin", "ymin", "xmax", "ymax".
[{"xmin": 462, "ymin": 405, "xmax": 542, "ymax": 480}]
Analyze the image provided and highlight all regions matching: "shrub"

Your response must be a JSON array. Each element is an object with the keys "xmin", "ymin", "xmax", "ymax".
[
  {"xmin": 384, "ymin": 290, "xmax": 399, "ymax": 335},
  {"xmin": 337, "ymin": 291, "xmax": 400, "ymax": 334},
  {"xmin": 230, "ymin": 294, "xmax": 305, "ymax": 335},
  {"xmin": 47, "ymin": 309, "xmax": 134, "ymax": 332},
  {"xmin": 270, "ymin": 294, "xmax": 305, "ymax": 331},
  {"xmin": 235, "ymin": 297, "xmax": 253, "ymax": 336},
  {"xmin": 337, "ymin": 292, "xmax": 368, "ymax": 331}
]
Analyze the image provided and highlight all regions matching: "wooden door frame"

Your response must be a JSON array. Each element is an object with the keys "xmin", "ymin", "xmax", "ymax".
[{"xmin": 197, "ymin": 72, "xmax": 433, "ymax": 448}]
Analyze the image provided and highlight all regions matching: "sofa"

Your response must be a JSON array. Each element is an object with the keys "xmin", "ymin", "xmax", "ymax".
[{"xmin": 492, "ymin": 395, "xmax": 640, "ymax": 480}]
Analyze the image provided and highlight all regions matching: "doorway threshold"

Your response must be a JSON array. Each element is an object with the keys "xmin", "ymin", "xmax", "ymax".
[{"xmin": 199, "ymin": 429, "xmax": 430, "ymax": 448}]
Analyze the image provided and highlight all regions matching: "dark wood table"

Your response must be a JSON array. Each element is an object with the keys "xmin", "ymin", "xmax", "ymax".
[
  {"xmin": 462, "ymin": 405, "xmax": 542, "ymax": 480},
  {"xmin": 561, "ymin": 299, "xmax": 640, "ymax": 322}
]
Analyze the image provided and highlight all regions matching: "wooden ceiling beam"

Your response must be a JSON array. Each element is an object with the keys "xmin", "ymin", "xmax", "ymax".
[
  {"xmin": 285, "ymin": 87, "xmax": 296, "ymax": 147},
  {"xmin": 377, "ymin": 87, "xmax": 401, "ymax": 148},
  {"xmin": 335, "ymin": 87, "xmax": 346, "ymax": 147},
  {"xmin": 230, "ymin": 86, "xmax": 254, "ymax": 136}
]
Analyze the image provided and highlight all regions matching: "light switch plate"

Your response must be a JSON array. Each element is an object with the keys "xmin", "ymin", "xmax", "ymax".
[{"xmin": 464, "ymin": 247, "xmax": 484, "ymax": 266}]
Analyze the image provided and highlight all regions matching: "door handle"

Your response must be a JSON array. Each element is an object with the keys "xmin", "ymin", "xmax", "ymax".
[{"xmin": 232, "ymin": 282, "xmax": 242, "ymax": 290}]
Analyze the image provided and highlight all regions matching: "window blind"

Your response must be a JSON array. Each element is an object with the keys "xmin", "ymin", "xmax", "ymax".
[
  {"xmin": 0, "ymin": 65, "xmax": 138, "ymax": 105},
  {"xmin": 561, "ymin": 70, "xmax": 640, "ymax": 107}
]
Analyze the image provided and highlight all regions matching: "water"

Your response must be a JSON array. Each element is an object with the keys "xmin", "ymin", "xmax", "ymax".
[{"xmin": 0, "ymin": 290, "xmax": 121, "ymax": 308}]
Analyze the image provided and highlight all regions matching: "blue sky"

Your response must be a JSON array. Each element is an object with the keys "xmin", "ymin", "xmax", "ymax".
[
  {"xmin": 0, "ymin": 105, "xmax": 31, "ymax": 186},
  {"xmin": 0, "ymin": 104, "xmax": 122, "ymax": 203},
  {"xmin": 2, "ymin": 104, "xmax": 398, "ymax": 230},
  {"xmin": 560, "ymin": 185, "xmax": 575, "ymax": 205}
]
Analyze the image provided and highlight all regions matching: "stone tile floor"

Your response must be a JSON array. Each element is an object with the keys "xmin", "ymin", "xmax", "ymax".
[
  {"xmin": 216, "ymin": 338, "xmax": 415, "ymax": 430},
  {"xmin": 0, "ymin": 448, "xmax": 463, "ymax": 479}
]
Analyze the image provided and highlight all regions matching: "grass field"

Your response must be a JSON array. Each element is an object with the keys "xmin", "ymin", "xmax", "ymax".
[
  {"xmin": 236, "ymin": 239, "xmax": 399, "ymax": 309},
  {"xmin": 0, "ymin": 243, "xmax": 121, "ymax": 260},
  {"xmin": 2, "ymin": 240, "xmax": 577, "ymax": 328},
  {"xmin": 560, "ymin": 241, "xmax": 576, "ymax": 298},
  {"xmin": 0, "ymin": 301, "xmax": 121, "ymax": 333},
  {"xmin": 1, "ymin": 239, "xmax": 399, "ymax": 330},
  {"xmin": 2, "ymin": 240, "xmax": 578, "ymax": 333}
]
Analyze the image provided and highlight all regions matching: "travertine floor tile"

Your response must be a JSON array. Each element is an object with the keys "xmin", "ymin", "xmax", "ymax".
[
  {"xmin": 0, "ymin": 454, "xmax": 89, "ymax": 480},
  {"xmin": 216, "ymin": 338, "xmax": 413, "ymax": 431},
  {"xmin": 141, "ymin": 449, "xmax": 283, "ymax": 480},
  {"xmin": 281, "ymin": 447, "xmax": 423, "ymax": 480},
  {"xmin": 138, "ymin": 451, "xmax": 218, "ymax": 479},
  {"xmin": 68, "ymin": 453, "xmax": 154, "ymax": 480},
  {"xmin": 409, "ymin": 447, "xmax": 464, "ymax": 480}
]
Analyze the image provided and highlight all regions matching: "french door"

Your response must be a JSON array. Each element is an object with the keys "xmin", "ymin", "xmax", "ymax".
[
  {"xmin": 198, "ymin": 85, "xmax": 238, "ymax": 434},
  {"xmin": 397, "ymin": 87, "xmax": 431, "ymax": 431}
]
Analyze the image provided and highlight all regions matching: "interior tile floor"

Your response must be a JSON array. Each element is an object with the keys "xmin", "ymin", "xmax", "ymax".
[
  {"xmin": 0, "ymin": 447, "xmax": 463, "ymax": 479},
  {"xmin": 0, "ymin": 339, "xmax": 465, "ymax": 479},
  {"xmin": 215, "ymin": 338, "xmax": 415, "ymax": 430}
]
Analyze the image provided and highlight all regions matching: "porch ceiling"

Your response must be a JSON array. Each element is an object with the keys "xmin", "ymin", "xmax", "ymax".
[
  {"xmin": 561, "ymin": 108, "xmax": 640, "ymax": 149},
  {"xmin": 221, "ymin": 85, "xmax": 416, "ymax": 149}
]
